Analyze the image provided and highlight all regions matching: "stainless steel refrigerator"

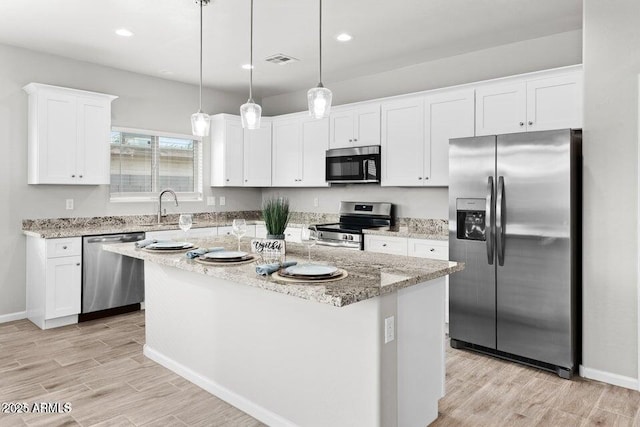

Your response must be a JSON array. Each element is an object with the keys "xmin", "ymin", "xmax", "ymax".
[{"xmin": 448, "ymin": 129, "xmax": 581, "ymax": 379}]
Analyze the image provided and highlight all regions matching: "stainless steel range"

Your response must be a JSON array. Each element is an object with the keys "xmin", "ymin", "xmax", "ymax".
[{"xmin": 315, "ymin": 201, "xmax": 393, "ymax": 250}]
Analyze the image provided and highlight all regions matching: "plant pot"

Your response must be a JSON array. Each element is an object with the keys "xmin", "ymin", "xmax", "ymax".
[{"xmin": 266, "ymin": 234, "xmax": 285, "ymax": 240}]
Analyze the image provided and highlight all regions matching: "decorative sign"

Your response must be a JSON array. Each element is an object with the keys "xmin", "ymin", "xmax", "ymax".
[{"xmin": 251, "ymin": 239, "xmax": 286, "ymax": 262}]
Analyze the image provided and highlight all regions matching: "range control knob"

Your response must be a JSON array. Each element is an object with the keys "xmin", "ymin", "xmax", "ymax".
[{"xmin": 348, "ymin": 235, "xmax": 354, "ymax": 241}]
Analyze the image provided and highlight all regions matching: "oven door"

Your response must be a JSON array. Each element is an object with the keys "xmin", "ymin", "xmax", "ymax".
[{"xmin": 326, "ymin": 152, "xmax": 380, "ymax": 183}]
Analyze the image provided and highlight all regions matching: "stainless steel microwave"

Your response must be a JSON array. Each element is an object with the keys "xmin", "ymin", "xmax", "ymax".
[{"xmin": 325, "ymin": 145, "xmax": 381, "ymax": 184}]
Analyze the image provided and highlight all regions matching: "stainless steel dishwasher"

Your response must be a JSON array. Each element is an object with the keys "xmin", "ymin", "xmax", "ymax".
[{"xmin": 80, "ymin": 232, "xmax": 145, "ymax": 321}]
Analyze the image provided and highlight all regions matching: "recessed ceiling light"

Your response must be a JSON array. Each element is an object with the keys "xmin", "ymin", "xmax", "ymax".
[
  {"xmin": 115, "ymin": 28, "xmax": 134, "ymax": 37},
  {"xmin": 241, "ymin": 64, "xmax": 254, "ymax": 70},
  {"xmin": 336, "ymin": 33, "xmax": 352, "ymax": 42}
]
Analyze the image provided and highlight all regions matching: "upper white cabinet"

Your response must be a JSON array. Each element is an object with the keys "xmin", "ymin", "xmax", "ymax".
[
  {"xmin": 23, "ymin": 83, "xmax": 117, "ymax": 185},
  {"xmin": 243, "ymin": 120, "xmax": 272, "ymax": 187},
  {"xmin": 211, "ymin": 114, "xmax": 272, "ymax": 187},
  {"xmin": 425, "ymin": 89, "xmax": 475, "ymax": 186},
  {"xmin": 476, "ymin": 70, "xmax": 582, "ymax": 136},
  {"xmin": 272, "ymin": 114, "xmax": 329, "ymax": 187},
  {"xmin": 381, "ymin": 96, "xmax": 425, "ymax": 187},
  {"xmin": 329, "ymin": 103, "xmax": 380, "ymax": 149}
]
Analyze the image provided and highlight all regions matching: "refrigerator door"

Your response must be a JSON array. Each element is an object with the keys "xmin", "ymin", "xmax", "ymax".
[
  {"xmin": 449, "ymin": 135, "xmax": 497, "ymax": 349},
  {"xmin": 495, "ymin": 130, "xmax": 574, "ymax": 368}
]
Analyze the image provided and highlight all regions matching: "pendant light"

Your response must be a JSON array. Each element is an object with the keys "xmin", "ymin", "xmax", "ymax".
[
  {"xmin": 191, "ymin": 0, "xmax": 211, "ymax": 137},
  {"xmin": 307, "ymin": 0, "xmax": 332, "ymax": 119},
  {"xmin": 240, "ymin": 0, "xmax": 262, "ymax": 129}
]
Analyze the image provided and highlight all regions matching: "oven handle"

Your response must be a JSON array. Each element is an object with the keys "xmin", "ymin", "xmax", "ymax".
[{"xmin": 316, "ymin": 240, "xmax": 361, "ymax": 249}]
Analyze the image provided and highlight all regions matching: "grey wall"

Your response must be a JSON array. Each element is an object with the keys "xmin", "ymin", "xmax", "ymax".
[
  {"xmin": 0, "ymin": 43, "xmax": 261, "ymax": 316},
  {"xmin": 262, "ymin": 30, "xmax": 583, "ymax": 116},
  {"xmin": 582, "ymin": 1, "xmax": 640, "ymax": 379},
  {"xmin": 262, "ymin": 30, "xmax": 583, "ymax": 219}
]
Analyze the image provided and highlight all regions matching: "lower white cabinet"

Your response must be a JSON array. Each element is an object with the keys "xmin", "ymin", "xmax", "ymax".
[
  {"xmin": 27, "ymin": 236, "xmax": 82, "ymax": 329},
  {"xmin": 365, "ymin": 235, "xmax": 451, "ymax": 323},
  {"xmin": 146, "ymin": 225, "xmax": 256, "ymax": 240},
  {"xmin": 364, "ymin": 235, "xmax": 408, "ymax": 256},
  {"xmin": 284, "ymin": 227, "xmax": 302, "ymax": 243}
]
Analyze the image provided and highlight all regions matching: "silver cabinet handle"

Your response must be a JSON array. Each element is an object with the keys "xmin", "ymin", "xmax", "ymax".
[
  {"xmin": 71, "ymin": 175, "xmax": 75, "ymax": 178},
  {"xmin": 354, "ymin": 138, "xmax": 358, "ymax": 142},
  {"xmin": 76, "ymin": 263, "xmax": 80, "ymax": 266},
  {"xmin": 486, "ymin": 176, "xmax": 494, "ymax": 265},
  {"xmin": 62, "ymin": 246, "xmax": 68, "ymax": 249},
  {"xmin": 425, "ymin": 177, "xmax": 429, "ymax": 180},
  {"xmin": 429, "ymin": 248, "xmax": 435, "ymax": 252},
  {"xmin": 418, "ymin": 177, "xmax": 422, "ymax": 180},
  {"xmin": 79, "ymin": 175, "xmax": 83, "ymax": 178},
  {"xmin": 496, "ymin": 176, "xmax": 505, "ymax": 266},
  {"xmin": 226, "ymin": 178, "xmax": 230, "ymax": 182},
  {"xmin": 244, "ymin": 179, "xmax": 248, "ymax": 182},
  {"xmin": 349, "ymin": 139, "xmax": 353, "ymax": 142},
  {"xmin": 528, "ymin": 121, "xmax": 533, "ymax": 126},
  {"xmin": 382, "ymin": 243, "xmax": 387, "ymax": 247},
  {"xmin": 519, "ymin": 122, "xmax": 524, "ymax": 127}
]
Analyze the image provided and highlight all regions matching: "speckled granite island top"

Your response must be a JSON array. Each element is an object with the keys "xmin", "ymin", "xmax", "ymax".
[{"xmin": 104, "ymin": 235, "xmax": 463, "ymax": 307}]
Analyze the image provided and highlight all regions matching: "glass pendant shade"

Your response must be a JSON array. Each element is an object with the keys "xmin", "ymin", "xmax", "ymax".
[
  {"xmin": 191, "ymin": 111, "xmax": 211, "ymax": 137},
  {"xmin": 307, "ymin": 85, "xmax": 332, "ymax": 119},
  {"xmin": 240, "ymin": 100, "xmax": 262, "ymax": 130}
]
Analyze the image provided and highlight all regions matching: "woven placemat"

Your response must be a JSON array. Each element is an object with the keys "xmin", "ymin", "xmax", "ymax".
[
  {"xmin": 193, "ymin": 253, "xmax": 259, "ymax": 266},
  {"xmin": 142, "ymin": 245, "xmax": 198, "ymax": 254},
  {"xmin": 271, "ymin": 269, "xmax": 348, "ymax": 284}
]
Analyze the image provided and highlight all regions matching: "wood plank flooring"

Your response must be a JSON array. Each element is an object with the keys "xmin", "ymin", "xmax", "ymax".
[{"xmin": 1, "ymin": 311, "xmax": 639, "ymax": 426}]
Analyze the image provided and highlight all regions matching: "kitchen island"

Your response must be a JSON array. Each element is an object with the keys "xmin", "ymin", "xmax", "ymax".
[{"xmin": 105, "ymin": 236, "xmax": 463, "ymax": 427}]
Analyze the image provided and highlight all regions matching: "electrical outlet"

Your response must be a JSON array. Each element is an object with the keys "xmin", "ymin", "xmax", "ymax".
[
  {"xmin": 384, "ymin": 316, "xmax": 395, "ymax": 343},
  {"xmin": 65, "ymin": 199, "xmax": 74, "ymax": 210},
  {"xmin": 207, "ymin": 196, "xmax": 216, "ymax": 206},
  {"xmin": 219, "ymin": 196, "xmax": 226, "ymax": 206},
  {"xmin": 313, "ymin": 197, "xmax": 319, "ymax": 207}
]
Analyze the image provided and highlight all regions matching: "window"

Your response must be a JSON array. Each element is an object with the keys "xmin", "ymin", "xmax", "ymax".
[{"xmin": 110, "ymin": 127, "xmax": 202, "ymax": 200}]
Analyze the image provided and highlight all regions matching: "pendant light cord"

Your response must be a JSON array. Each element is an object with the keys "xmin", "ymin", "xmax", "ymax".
[
  {"xmin": 319, "ymin": 0, "xmax": 322, "ymax": 85},
  {"xmin": 249, "ymin": 0, "xmax": 254, "ymax": 101},
  {"xmin": 199, "ymin": 0, "xmax": 203, "ymax": 112}
]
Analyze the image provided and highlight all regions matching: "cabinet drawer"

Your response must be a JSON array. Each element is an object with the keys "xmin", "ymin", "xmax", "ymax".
[
  {"xmin": 364, "ymin": 235, "xmax": 407, "ymax": 256},
  {"xmin": 407, "ymin": 239, "xmax": 448, "ymax": 260},
  {"xmin": 188, "ymin": 227, "xmax": 218, "ymax": 239},
  {"xmin": 46, "ymin": 238, "xmax": 81, "ymax": 258},
  {"xmin": 217, "ymin": 226, "xmax": 233, "ymax": 236}
]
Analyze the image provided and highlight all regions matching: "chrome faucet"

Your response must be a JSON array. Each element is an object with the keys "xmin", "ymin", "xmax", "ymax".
[{"xmin": 158, "ymin": 188, "xmax": 179, "ymax": 224}]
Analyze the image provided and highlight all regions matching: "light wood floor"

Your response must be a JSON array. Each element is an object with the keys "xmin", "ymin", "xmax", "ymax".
[{"xmin": 1, "ymin": 311, "xmax": 639, "ymax": 427}]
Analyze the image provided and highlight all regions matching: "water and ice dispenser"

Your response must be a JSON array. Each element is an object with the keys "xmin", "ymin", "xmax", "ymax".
[{"xmin": 456, "ymin": 198, "xmax": 486, "ymax": 241}]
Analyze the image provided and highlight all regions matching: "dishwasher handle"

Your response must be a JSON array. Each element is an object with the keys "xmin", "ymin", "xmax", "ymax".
[{"xmin": 85, "ymin": 233, "xmax": 145, "ymax": 244}]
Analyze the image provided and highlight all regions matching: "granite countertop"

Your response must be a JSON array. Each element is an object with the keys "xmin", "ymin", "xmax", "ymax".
[{"xmin": 103, "ymin": 235, "xmax": 463, "ymax": 308}]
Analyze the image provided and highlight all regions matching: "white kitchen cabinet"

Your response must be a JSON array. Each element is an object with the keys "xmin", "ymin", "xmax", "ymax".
[
  {"xmin": 27, "ymin": 236, "xmax": 82, "ymax": 329},
  {"xmin": 284, "ymin": 226, "xmax": 302, "ymax": 243},
  {"xmin": 407, "ymin": 238, "xmax": 450, "ymax": 324},
  {"xmin": 23, "ymin": 83, "xmax": 116, "ymax": 185},
  {"xmin": 272, "ymin": 115, "xmax": 329, "ymax": 187},
  {"xmin": 476, "ymin": 70, "xmax": 582, "ymax": 136},
  {"xmin": 144, "ymin": 229, "xmax": 185, "ymax": 241},
  {"xmin": 329, "ymin": 103, "xmax": 380, "ymax": 148},
  {"xmin": 255, "ymin": 224, "xmax": 267, "ymax": 238},
  {"xmin": 425, "ymin": 89, "xmax": 475, "ymax": 186},
  {"xmin": 184, "ymin": 227, "xmax": 218, "ymax": 239},
  {"xmin": 364, "ymin": 235, "xmax": 408, "ymax": 256},
  {"xmin": 381, "ymin": 96, "xmax": 425, "ymax": 187},
  {"xmin": 243, "ymin": 120, "xmax": 272, "ymax": 187},
  {"xmin": 211, "ymin": 114, "xmax": 244, "ymax": 187}
]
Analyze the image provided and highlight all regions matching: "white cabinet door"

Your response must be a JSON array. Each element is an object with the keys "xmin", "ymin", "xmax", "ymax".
[
  {"xmin": 364, "ymin": 235, "xmax": 408, "ymax": 256},
  {"xmin": 244, "ymin": 121, "xmax": 272, "ymax": 187},
  {"xmin": 186, "ymin": 227, "xmax": 218, "ymax": 239},
  {"xmin": 475, "ymin": 82, "xmax": 526, "ymax": 136},
  {"xmin": 354, "ymin": 103, "xmax": 381, "ymax": 146},
  {"xmin": 255, "ymin": 224, "xmax": 267, "ymax": 238},
  {"xmin": 224, "ymin": 120, "xmax": 245, "ymax": 186},
  {"xmin": 301, "ymin": 117, "xmax": 330, "ymax": 187},
  {"xmin": 77, "ymin": 96, "xmax": 111, "ymax": 184},
  {"xmin": 272, "ymin": 118, "xmax": 302, "ymax": 187},
  {"xmin": 329, "ymin": 109, "xmax": 354, "ymax": 149},
  {"xmin": 36, "ymin": 91, "xmax": 77, "ymax": 184},
  {"xmin": 526, "ymin": 72, "xmax": 583, "ymax": 131},
  {"xmin": 381, "ymin": 97, "xmax": 425, "ymax": 187},
  {"xmin": 425, "ymin": 89, "xmax": 475, "ymax": 186},
  {"xmin": 284, "ymin": 227, "xmax": 302, "ymax": 243},
  {"xmin": 407, "ymin": 238, "xmax": 450, "ymax": 323},
  {"xmin": 45, "ymin": 256, "xmax": 81, "ymax": 319}
]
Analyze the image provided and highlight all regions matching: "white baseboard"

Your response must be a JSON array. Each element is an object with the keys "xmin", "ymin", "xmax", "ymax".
[
  {"xmin": 580, "ymin": 365, "xmax": 639, "ymax": 391},
  {"xmin": 0, "ymin": 311, "xmax": 26, "ymax": 324},
  {"xmin": 143, "ymin": 345, "xmax": 297, "ymax": 427}
]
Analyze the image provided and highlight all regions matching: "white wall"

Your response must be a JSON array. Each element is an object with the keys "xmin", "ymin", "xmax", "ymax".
[
  {"xmin": 0, "ymin": 43, "xmax": 261, "ymax": 317},
  {"xmin": 582, "ymin": 0, "xmax": 640, "ymax": 380},
  {"xmin": 262, "ymin": 30, "xmax": 582, "ymax": 218},
  {"xmin": 262, "ymin": 30, "xmax": 582, "ymax": 116}
]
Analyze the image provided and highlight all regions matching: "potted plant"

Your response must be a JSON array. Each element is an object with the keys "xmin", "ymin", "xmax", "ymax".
[{"xmin": 262, "ymin": 197, "xmax": 291, "ymax": 240}]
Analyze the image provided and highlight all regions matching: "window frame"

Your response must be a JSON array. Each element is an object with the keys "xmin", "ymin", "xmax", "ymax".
[{"xmin": 109, "ymin": 126, "xmax": 203, "ymax": 202}]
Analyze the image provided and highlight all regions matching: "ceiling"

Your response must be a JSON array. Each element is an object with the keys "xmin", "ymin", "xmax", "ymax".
[{"xmin": 0, "ymin": 0, "xmax": 582, "ymax": 98}]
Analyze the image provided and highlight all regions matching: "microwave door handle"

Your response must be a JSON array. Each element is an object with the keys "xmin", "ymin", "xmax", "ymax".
[{"xmin": 362, "ymin": 159, "xmax": 369, "ymax": 180}]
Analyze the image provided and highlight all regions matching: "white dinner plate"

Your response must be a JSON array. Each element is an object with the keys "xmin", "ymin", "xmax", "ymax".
[
  {"xmin": 203, "ymin": 251, "xmax": 249, "ymax": 259},
  {"xmin": 147, "ymin": 241, "xmax": 193, "ymax": 250},
  {"xmin": 284, "ymin": 264, "xmax": 338, "ymax": 277}
]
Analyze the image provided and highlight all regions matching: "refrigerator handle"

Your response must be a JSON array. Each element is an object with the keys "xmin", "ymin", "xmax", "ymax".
[
  {"xmin": 496, "ymin": 176, "xmax": 505, "ymax": 266},
  {"xmin": 486, "ymin": 176, "xmax": 494, "ymax": 265}
]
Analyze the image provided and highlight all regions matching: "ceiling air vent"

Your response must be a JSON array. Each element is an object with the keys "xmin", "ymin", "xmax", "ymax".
[{"xmin": 265, "ymin": 54, "xmax": 300, "ymax": 65}]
